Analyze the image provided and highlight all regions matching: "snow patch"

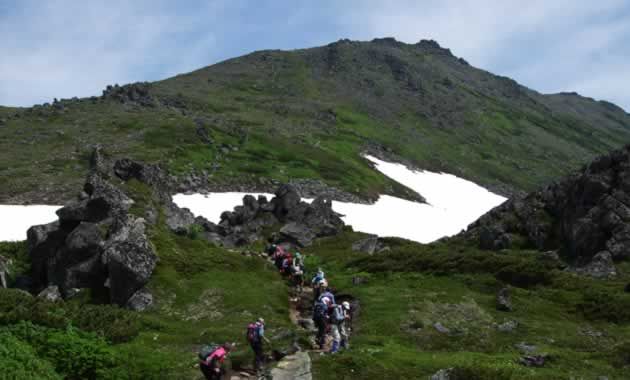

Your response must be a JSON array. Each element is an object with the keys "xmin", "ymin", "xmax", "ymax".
[
  {"xmin": 0, "ymin": 205, "xmax": 62, "ymax": 241},
  {"xmin": 0, "ymin": 157, "xmax": 506, "ymax": 243}
]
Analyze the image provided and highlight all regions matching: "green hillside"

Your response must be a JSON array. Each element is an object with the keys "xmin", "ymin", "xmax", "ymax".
[{"xmin": 2, "ymin": 38, "xmax": 629, "ymax": 204}]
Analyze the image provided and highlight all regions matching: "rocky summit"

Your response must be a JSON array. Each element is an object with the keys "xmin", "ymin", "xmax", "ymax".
[{"xmin": 466, "ymin": 144, "xmax": 630, "ymax": 277}]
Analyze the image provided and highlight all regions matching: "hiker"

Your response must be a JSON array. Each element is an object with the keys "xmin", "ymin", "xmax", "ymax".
[
  {"xmin": 340, "ymin": 301, "xmax": 351, "ymax": 349},
  {"xmin": 313, "ymin": 297, "xmax": 331, "ymax": 349},
  {"xmin": 311, "ymin": 269, "xmax": 326, "ymax": 300},
  {"xmin": 294, "ymin": 251, "xmax": 305, "ymax": 270},
  {"xmin": 273, "ymin": 246, "xmax": 286, "ymax": 270},
  {"xmin": 290, "ymin": 261, "xmax": 304, "ymax": 292},
  {"xmin": 199, "ymin": 342, "xmax": 234, "ymax": 380},
  {"xmin": 318, "ymin": 288, "xmax": 336, "ymax": 305},
  {"xmin": 281, "ymin": 253, "xmax": 293, "ymax": 274},
  {"xmin": 247, "ymin": 317, "xmax": 270, "ymax": 372},
  {"xmin": 328, "ymin": 302, "xmax": 347, "ymax": 353}
]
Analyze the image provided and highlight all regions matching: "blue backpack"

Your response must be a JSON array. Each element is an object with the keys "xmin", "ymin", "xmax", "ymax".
[{"xmin": 313, "ymin": 301, "xmax": 327, "ymax": 320}]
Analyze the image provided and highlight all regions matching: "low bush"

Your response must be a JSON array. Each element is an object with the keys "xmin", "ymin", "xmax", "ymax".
[{"xmin": 579, "ymin": 289, "xmax": 630, "ymax": 323}]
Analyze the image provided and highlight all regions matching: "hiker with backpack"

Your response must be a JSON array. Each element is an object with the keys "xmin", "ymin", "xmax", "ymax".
[
  {"xmin": 247, "ymin": 318, "xmax": 270, "ymax": 372},
  {"xmin": 311, "ymin": 269, "xmax": 326, "ymax": 301},
  {"xmin": 328, "ymin": 302, "xmax": 347, "ymax": 353},
  {"xmin": 339, "ymin": 301, "xmax": 351, "ymax": 349},
  {"xmin": 313, "ymin": 296, "xmax": 331, "ymax": 349},
  {"xmin": 294, "ymin": 251, "xmax": 305, "ymax": 270},
  {"xmin": 290, "ymin": 261, "xmax": 304, "ymax": 292},
  {"xmin": 199, "ymin": 342, "xmax": 234, "ymax": 380},
  {"xmin": 281, "ymin": 253, "xmax": 293, "ymax": 275},
  {"xmin": 273, "ymin": 245, "xmax": 287, "ymax": 270}
]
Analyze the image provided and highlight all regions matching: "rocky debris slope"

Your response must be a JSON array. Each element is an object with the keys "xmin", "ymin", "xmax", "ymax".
[
  {"xmin": 196, "ymin": 184, "xmax": 345, "ymax": 248},
  {"xmin": 465, "ymin": 145, "xmax": 630, "ymax": 277}
]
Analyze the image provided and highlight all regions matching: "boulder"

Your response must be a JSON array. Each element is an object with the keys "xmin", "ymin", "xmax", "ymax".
[
  {"xmin": 279, "ymin": 223, "xmax": 316, "ymax": 247},
  {"xmin": 430, "ymin": 368, "xmax": 453, "ymax": 380},
  {"xmin": 126, "ymin": 287, "xmax": 153, "ymax": 311},
  {"xmin": 497, "ymin": 320, "xmax": 519, "ymax": 333},
  {"xmin": 103, "ymin": 217, "xmax": 157, "ymax": 305},
  {"xmin": 496, "ymin": 287, "xmax": 513, "ymax": 312},
  {"xmin": 514, "ymin": 342, "xmax": 537, "ymax": 354},
  {"xmin": 574, "ymin": 251, "xmax": 617, "ymax": 279},
  {"xmin": 38, "ymin": 285, "xmax": 62, "ymax": 302},
  {"xmin": 269, "ymin": 351, "xmax": 311, "ymax": 380},
  {"xmin": 164, "ymin": 203, "xmax": 196, "ymax": 235},
  {"xmin": 352, "ymin": 236, "xmax": 388, "ymax": 254}
]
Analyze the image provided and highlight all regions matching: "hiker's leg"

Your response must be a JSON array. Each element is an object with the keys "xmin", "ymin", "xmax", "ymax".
[{"xmin": 200, "ymin": 364, "xmax": 213, "ymax": 380}]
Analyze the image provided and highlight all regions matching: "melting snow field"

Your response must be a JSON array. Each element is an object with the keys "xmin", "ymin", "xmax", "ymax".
[
  {"xmin": 0, "ymin": 156, "xmax": 506, "ymax": 243},
  {"xmin": 172, "ymin": 156, "xmax": 506, "ymax": 243},
  {"xmin": 0, "ymin": 205, "xmax": 62, "ymax": 241}
]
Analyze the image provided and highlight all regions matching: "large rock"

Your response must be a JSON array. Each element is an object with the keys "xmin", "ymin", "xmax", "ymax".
[
  {"xmin": 279, "ymin": 223, "xmax": 316, "ymax": 247},
  {"xmin": 103, "ymin": 216, "xmax": 157, "ymax": 305},
  {"xmin": 126, "ymin": 287, "xmax": 153, "ymax": 311},
  {"xmin": 430, "ymin": 368, "xmax": 453, "ymax": 380},
  {"xmin": 37, "ymin": 285, "xmax": 62, "ymax": 302},
  {"xmin": 466, "ymin": 145, "xmax": 630, "ymax": 269},
  {"xmin": 270, "ymin": 351, "xmax": 312, "ymax": 380}
]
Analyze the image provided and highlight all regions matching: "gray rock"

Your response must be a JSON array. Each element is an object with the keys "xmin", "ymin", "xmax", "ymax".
[
  {"xmin": 519, "ymin": 354, "xmax": 548, "ymax": 367},
  {"xmin": 430, "ymin": 368, "xmax": 453, "ymax": 380},
  {"xmin": 297, "ymin": 318, "xmax": 316, "ymax": 332},
  {"xmin": 279, "ymin": 223, "xmax": 316, "ymax": 247},
  {"xmin": 269, "ymin": 351, "xmax": 311, "ymax": 380},
  {"xmin": 573, "ymin": 251, "xmax": 617, "ymax": 279},
  {"xmin": 433, "ymin": 322, "xmax": 450, "ymax": 334},
  {"xmin": 164, "ymin": 203, "xmax": 196, "ymax": 235},
  {"xmin": 352, "ymin": 236, "xmax": 389, "ymax": 255},
  {"xmin": 126, "ymin": 287, "xmax": 153, "ymax": 311},
  {"xmin": 38, "ymin": 285, "xmax": 62, "ymax": 302},
  {"xmin": 515, "ymin": 342, "xmax": 537, "ymax": 354},
  {"xmin": 496, "ymin": 287, "xmax": 513, "ymax": 312},
  {"xmin": 0, "ymin": 255, "xmax": 10, "ymax": 288},
  {"xmin": 104, "ymin": 216, "xmax": 157, "ymax": 305},
  {"xmin": 497, "ymin": 320, "xmax": 519, "ymax": 332}
]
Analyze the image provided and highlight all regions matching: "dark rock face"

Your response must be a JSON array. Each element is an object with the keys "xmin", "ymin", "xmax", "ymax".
[
  {"xmin": 26, "ymin": 150, "xmax": 158, "ymax": 307},
  {"xmin": 466, "ymin": 145, "xmax": 630, "ymax": 274}
]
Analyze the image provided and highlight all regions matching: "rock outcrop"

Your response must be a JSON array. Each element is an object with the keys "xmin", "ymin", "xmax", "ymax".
[
  {"xmin": 198, "ymin": 184, "xmax": 345, "ymax": 248},
  {"xmin": 351, "ymin": 235, "xmax": 390, "ymax": 255},
  {"xmin": 466, "ymin": 145, "xmax": 630, "ymax": 276},
  {"xmin": 26, "ymin": 148, "xmax": 158, "ymax": 307}
]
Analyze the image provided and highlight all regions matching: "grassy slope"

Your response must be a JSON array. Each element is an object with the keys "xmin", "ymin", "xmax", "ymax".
[
  {"xmin": 304, "ymin": 232, "xmax": 630, "ymax": 379},
  {"xmin": 2, "ymin": 178, "xmax": 630, "ymax": 378},
  {"xmin": 1, "ymin": 39, "xmax": 630, "ymax": 203}
]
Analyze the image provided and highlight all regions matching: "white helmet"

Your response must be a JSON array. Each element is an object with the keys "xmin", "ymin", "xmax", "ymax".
[{"xmin": 342, "ymin": 301, "xmax": 350, "ymax": 310}]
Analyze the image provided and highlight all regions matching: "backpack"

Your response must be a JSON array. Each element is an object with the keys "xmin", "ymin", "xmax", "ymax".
[
  {"xmin": 198, "ymin": 344, "xmax": 220, "ymax": 361},
  {"xmin": 331, "ymin": 305, "xmax": 345, "ymax": 324},
  {"xmin": 313, "ymin": 301, "xmax": 327, "ymax": 320},
  {"xmin": 246, "ymin": 323, "xmax": 260, "ymax": 343}
]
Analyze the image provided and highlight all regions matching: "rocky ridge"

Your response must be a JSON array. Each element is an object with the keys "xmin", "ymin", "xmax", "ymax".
[
  {"xmin": 24, "ymin": 147, "xmax": 345, "ymax": 308},
  {"xmin": 465, "ymin": 144, "xmax": 630, "ymax": 277}
]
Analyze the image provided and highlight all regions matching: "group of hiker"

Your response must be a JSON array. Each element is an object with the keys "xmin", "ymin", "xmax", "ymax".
[
  {"xmin": 197, "ymin": 243, "xmax": 352, "ymax": 379},
  {"xmin": 310, "ymin": 268, "xmax": 352, "ymax": 353}
]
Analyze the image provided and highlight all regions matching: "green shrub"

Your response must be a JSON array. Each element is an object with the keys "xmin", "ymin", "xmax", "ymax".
[
  {"xmin": 579, "ymin": 289, "xmax": 630, "ymax": 323},
  {"xmin": 0, "ymin": 330, "xmax": 61, "ymax": 380},
  {"xmin": 611, "ymin": 341, "xmax": 630, "ymax": 368},
  {"xmin": 0, "ymin": 288, "xmax": 140, "ymax": 343}
]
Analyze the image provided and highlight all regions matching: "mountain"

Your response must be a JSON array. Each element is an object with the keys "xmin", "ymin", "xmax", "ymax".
[{"xmin": 1, "ymin": 38, "xmax": 629, "ymax": 204}]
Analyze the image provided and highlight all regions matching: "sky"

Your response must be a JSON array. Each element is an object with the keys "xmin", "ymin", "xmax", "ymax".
[{"xmin": 1, "ymin": 0, "xmax": 629, "ymax": 111}]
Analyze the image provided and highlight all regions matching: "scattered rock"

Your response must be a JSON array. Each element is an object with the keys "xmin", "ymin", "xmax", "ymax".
[
  {"xmin": 351, "ymin": 236, "xmax": 389, "ymax": 254},
  {"xmin": 497, "ymin": 320, "xmax": 519, "ymax": 333},
  {"xmin": 433, "ymin": 322, "xmax": 450, "ymax": 334},
  {"xmin": 297, "ymin": 318, "xmax": 316, "ymax": 332},
  {"xmin": 519, "ymin": 354, "xmax": 548, "ymax": 367},
  {"xmin": 496, "ymin": 287, "xmax": 513, "ymax": 312},
  {"xmin": 430, "ymin": 368, "xmax": 453, "ymax": 380},
  {"xmin": 126, "ymin": 288, "xmax": 153, "ymax": 311},
  {"xmin": 514, "ymin": 342, "xmax": 537, "ymax": 354},
  {"xmin": 38, "ymin": 285, "xmax": 62, "ymax": 302},
  {"xmin": 573, "ymin": 251, "xmax": 617, "ymax": 279}
]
